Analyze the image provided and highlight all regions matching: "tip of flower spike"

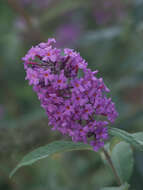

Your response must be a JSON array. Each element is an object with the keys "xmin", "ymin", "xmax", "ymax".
[
  {"xmin": 93, "ymin": 70, "xmax": 98, "ymax": 75},
  {"xmin": 47, "ymin": 38, "xmax": 56, "ymax": 46}
]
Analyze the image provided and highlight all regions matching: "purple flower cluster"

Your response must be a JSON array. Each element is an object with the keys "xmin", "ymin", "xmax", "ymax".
[{"xmin": 22, "ymin": 38, "xmax": 118, "ymax": 151}]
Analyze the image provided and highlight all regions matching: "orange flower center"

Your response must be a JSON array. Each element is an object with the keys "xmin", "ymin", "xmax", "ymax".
[
  {"xmin": 76, "ymin": 97, "xmax": 80, "ymax": 100},
  {"xmin": 57, "ymin": 79, "xmax": 62, "ymax": 83},
  {"xmin": 44, "ymin": 73, "xmax": 49, "ymax": 77},
  {"xmin": 66, "ymin": 106, "xmax": 70, "ymax": 110},
  {"xmin": 47, "ymin": 52, "xmax": 51, "ymax": 56},
  {"xmin": 32, "ymin": 74, "xmax": 36, "ymax": 78}
]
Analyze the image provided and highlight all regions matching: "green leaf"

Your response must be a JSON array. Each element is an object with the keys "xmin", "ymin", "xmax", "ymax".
[
  {"xmin": 110, "ymin": 137, "xmax": 122, "ymax": 152},
  {"xmin": 111, "ymin": 142, "xmax": 134, "ymax": 183},
  {"xmin": 108, "ymin": 127, "xmax": 143, "ymax": 151},
  {"xmin": 10, "ymin": 141, "xmax": 92, "ymax": 178},
  {"xmin": 132, "ymin": 132, "xmax": 143, "ymax": 141},
  {"xmin": 101, "ymin": 183, "xmax": 129, "ymax": 190}
]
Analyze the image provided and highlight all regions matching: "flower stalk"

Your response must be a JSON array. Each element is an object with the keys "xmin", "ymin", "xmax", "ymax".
[{"xmin": 102, "ymin": 147, "xmax": 122, "ymax": 186}]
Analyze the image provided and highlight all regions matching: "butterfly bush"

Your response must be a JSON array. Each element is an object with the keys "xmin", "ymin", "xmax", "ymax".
[{"xmin": 22, "ymin": 38, "xmax": 118, "ymax": 151}]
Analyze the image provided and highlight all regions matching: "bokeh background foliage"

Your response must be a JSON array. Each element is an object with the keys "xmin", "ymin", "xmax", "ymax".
[{"xmin": 0, "ymin": 0, "xmax": 143, "ymax": 189}]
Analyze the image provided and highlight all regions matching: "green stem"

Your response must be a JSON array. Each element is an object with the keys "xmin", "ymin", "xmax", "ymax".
[{"xmin": 102, "ymin": 147, "xmax": 122, "ymax": 186}]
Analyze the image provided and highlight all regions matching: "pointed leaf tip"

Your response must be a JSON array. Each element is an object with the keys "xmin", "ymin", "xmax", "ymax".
[{"xmin": 9, "ymin": 140, "xmax": 92, "ymax": 178}]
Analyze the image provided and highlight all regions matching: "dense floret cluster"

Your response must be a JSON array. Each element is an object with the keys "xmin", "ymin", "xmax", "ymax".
[{"xmin": 22, "ymin": 38, "xmax": 118, "ymax": 151}]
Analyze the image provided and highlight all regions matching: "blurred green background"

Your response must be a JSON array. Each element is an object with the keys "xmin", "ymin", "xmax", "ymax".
[{"xmin": 0, "ymin": 0, "xmax": 143, "ymax": 189}]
